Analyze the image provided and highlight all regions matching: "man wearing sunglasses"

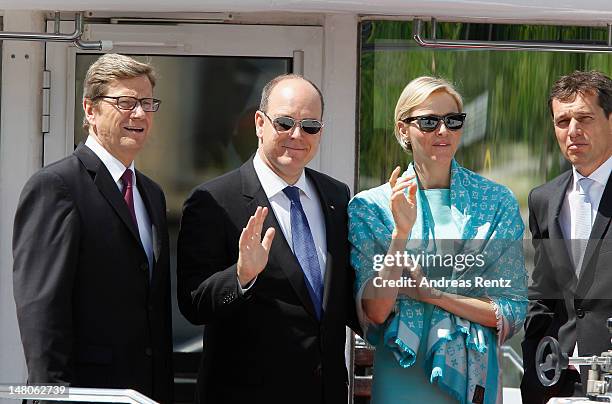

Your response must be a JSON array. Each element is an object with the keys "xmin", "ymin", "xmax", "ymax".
[
  {"xmin": 13, "ymin": 54, "xmax": 173, "ymax": 402},
  {"xmin": 178, "ymin": 74, "xmax": 359, "ymax": 404}
]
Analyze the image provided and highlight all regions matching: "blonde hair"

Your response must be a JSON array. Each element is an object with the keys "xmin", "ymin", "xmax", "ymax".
[
  {"xmin": 393, "ymin": 76, "xmax": 463, "ymax": 152},
  {"xmin": 82, "ymin": 53, "xmax": 156, "ymax": 131}
]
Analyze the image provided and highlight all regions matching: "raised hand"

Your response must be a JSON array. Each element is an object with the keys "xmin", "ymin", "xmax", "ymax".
[
  {"xmin": 237, "ymin": 206, "xmax": 276, "ymax": 287},
  {"xmin": 389, "ymin": 166, "xmax": 418, "ymax": 238}
]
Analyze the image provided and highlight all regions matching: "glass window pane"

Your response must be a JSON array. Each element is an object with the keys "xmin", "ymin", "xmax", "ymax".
[
  {"xmin": 358, "ymin": 20, "xmax": 612, "ymax": 389},
  {"xmin": 359, "ymin": 20, "xmax": 612, "ymax": 197}
]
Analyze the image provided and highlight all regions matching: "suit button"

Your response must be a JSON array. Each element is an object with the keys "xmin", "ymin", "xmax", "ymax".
[
  {"xmin": 576, "ymin": 308, "xmax": 585, "ymax": 319},
  {"xmin": 145, "ymin": 347, "xmax": 153, "ymax": 356},
  {"xmin": 140, "ymin": 263, "xmax": 148, "ymax": 272}
]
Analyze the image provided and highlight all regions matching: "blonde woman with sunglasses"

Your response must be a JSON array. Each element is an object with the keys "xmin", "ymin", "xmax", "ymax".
[{"xmin": 348, "ymin": 76, "xmax": 527, "ymax": 403}]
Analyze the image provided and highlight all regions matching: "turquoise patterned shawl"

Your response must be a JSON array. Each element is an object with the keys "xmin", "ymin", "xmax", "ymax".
[{"xmin": 349, "ymin": 160, "xmax": 527, "ymax": 404}]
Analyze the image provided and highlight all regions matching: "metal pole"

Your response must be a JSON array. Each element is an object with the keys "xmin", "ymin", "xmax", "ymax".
[{"xmin": 413, "ymin": 18, "xmax": 612, "ymax": 53}]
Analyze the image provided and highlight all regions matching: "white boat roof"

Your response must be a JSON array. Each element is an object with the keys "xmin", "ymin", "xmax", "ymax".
[{"xmin": 2, "ymin": 0, "xmax": 612, "ymax": 25}]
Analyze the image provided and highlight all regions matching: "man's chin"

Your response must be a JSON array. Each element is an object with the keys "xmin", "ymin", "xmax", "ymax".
[
  {"xmin": 566, "ymin": 153, "xmax": 587, "ymax": 165},
  {"xmin": 271, "ymin": 158, "xmax": 305, "ymax": 179},
  {"xmin": 276, "ymin": 158, "xmax": 301, "ymax": 170},
  {"xmin": 120, "ymin": 136, "xmax": 147, "ymax": 148}
]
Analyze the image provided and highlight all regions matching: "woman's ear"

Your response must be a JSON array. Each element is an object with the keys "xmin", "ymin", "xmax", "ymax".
[{"xmin": 397, "ymin": 121, "xmax": 408, "ymax": 136}]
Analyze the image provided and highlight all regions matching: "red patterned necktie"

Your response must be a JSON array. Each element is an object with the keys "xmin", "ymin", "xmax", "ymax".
[{"xmin": 121, "ymin": 169, "xmax": 138, "ymax": 227}]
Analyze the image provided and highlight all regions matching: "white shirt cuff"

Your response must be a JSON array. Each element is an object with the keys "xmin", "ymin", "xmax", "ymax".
[{"xmin": 237, "ymin": 275, "xmax": 257, "ymax": 295}]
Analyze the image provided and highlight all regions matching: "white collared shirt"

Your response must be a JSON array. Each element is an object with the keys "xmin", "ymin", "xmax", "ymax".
[
  {"xmin": 85, "ymin": 136, "xmax": 154, "ymax": 276},
  {"xmin": 560, "ymin": 155, "xmax": 612, "ymax": 241},
  {"xmin": 253, "ymin": 150, "xmax": 328, "ymax": 279}
]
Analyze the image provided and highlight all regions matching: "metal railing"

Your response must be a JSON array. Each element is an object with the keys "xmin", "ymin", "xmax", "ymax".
[
  {"xmin": 0, "ymin": 12, "xmax": 111, "ymax": 51},
  {"xmin": 501, "ymin": 345, "xmax": 525, "ymax": 376},
  {"xmin": 413, "ymin": 18, "xmax": 612, "ymax": 53}
]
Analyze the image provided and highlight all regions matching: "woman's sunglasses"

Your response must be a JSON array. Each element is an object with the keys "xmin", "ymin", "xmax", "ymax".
[
  {"xmin": 261, "ymin": 111, "xmax": 324, "ymax": 135},
  {"xmin": 402, "ymin": 113, "xmax": 467, "ymax": 132}
]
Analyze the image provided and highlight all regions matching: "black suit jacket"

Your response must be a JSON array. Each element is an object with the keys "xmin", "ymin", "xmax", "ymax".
[
  {"xmin": 177, "ymin": 157, "xmax": 359, "ymax": 404},
  {"xmin": 521, "ymin": 169, "xmax": 612, "ymax": 403},
  {"xmin": 13, "ymin": 144, "xmax": 173, "ymax": 403}
]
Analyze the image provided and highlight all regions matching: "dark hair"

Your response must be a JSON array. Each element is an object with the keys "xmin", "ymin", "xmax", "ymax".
[
  {"xmin": 259, "ymin": 73, "xmax": 324, "ymax": 117},
  {"xmin": 549, "ymin": 70, "xmax": 612, "ymax": 117}
]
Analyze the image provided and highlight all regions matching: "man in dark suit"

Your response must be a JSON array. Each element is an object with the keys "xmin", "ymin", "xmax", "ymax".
[
  {"xmin": 177, "ymin": 74, "xmax": 359, "ymax": 404},
  {"xmin": 521, "ymin": 70, "xmax": 612, "ymax": 403},
  {"xmin": 13, "ymin": 53, "xmax": 173, "ymax": 402}
]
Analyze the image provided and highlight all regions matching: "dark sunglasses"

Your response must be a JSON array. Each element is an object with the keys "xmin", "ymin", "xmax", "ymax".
[
  {"xmin": 92, "ymin": 95, "xmax": 161, "ymax": 112},
  {"xmin": 261, "ymin": 111, "xmax": 323, "ymax": 135},
  {"xmin": 402, "ymin": 113, "xmax": 466, "ymax": 132}
]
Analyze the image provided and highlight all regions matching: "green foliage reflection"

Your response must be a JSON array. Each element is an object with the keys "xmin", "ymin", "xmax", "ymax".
[{"xmin": 359, "ymin": 20, "xmax": 612, "ymax": 214}]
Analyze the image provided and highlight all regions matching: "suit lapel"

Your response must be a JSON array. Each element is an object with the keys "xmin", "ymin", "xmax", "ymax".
[
  {"xmin": 75, "ymin": 144, "xmax": 142, "ymax": 245},
  {"xmin": 136, "ymin": 171, "xmax": 161, "ymax": 263},
  {"xmin": 577, "ymin": 173, "xmax": 612, "ymax": 294},
  {"xmin": 136, "ymin": 171, "xmax": 163, "ymax": 288},
  {"xmin": 547, "ymin": 171, "xmax": 577, "ymax": 286},
  {"xmin": 240, "ymin": 159, "xmax": 318, "ymax": 320},
  {"xmin": 587, "ymin": 174, "xmax": 612, "ymax": 242}
]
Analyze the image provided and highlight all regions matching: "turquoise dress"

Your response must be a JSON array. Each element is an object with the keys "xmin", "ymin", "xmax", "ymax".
[
  {"xmin": 349, "ymin": 160, "xmax": 528, "ymax": 404},
  {"xmin": 371, "ymin": 189, "xmax": 459, "ymax": 403}
]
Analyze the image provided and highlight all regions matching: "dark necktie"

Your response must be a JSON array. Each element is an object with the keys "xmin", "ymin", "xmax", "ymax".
[
  {"xmin": 283, "ymin": 186, "xmax": 323, "ymax": 319},
  {"xmin": 121, "ymin": 169, "xmax": 138, "ymax": 227}
]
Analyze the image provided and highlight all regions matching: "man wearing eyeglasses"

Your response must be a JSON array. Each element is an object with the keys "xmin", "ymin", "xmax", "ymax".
[
  {"xmin": 13, "ymin": 53, "xmax": 173, "ymax": 402},
  {"xmin": 177, "ymin": 74, "xmax": 359, "ymax": 404}
]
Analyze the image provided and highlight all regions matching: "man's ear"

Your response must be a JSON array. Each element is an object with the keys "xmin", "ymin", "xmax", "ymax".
[
  {"xmin": 254, "ymin": 110, "xmax": 265, "ymax": 139},
  {"xmin": 83, "ymin": 98, "xmax": 96, "ymax": 128}
]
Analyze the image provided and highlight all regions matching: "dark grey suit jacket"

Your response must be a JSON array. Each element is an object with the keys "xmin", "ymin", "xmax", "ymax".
[
  {"xmin": 521, "ymin": 169, "xmax": 612, "ymax": 403},
  {"xmin": 13, "ymin": 144, "xmax": 173, "ymax": 403},
  {"xmin": 177, "ymin": 157, "xmax": 359, "ymax": 404}
]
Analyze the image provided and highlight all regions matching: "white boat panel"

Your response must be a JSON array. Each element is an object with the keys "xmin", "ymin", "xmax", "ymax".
[{"xmin": 1, "ymin": 0, "xmax": 612, "ymax": 25}]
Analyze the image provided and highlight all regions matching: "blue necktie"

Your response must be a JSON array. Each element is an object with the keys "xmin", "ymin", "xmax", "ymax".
[{"xmin": 283, "ymin": 186, "xmax": 323, "ymax": 319}]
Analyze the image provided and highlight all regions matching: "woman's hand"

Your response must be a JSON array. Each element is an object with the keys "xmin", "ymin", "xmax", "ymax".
[
  {"xmin": 399, "ymin": 264, "xmax": 438, "ymax": 302},
  {"xmin": 389, "ymin": 166, "xmax": 418, "ymax": 238}
]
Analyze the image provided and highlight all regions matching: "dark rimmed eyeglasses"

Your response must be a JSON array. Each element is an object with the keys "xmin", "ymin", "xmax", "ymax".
[
  {"xmin": 92, "ymin": 96, "xmax": 162, "ymax": 112},
  {"xmin": 402, "ymin": 113, "xmax": 466, "ymax": 132},
  {"xmin": 261, "ymin": 111, "xmax": 324, "ymax": 135}
]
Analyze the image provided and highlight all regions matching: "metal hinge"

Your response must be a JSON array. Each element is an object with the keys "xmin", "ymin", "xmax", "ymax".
[{"xmin": 42, "ymin": 70, "xmax": 50, "ymax": 134}]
